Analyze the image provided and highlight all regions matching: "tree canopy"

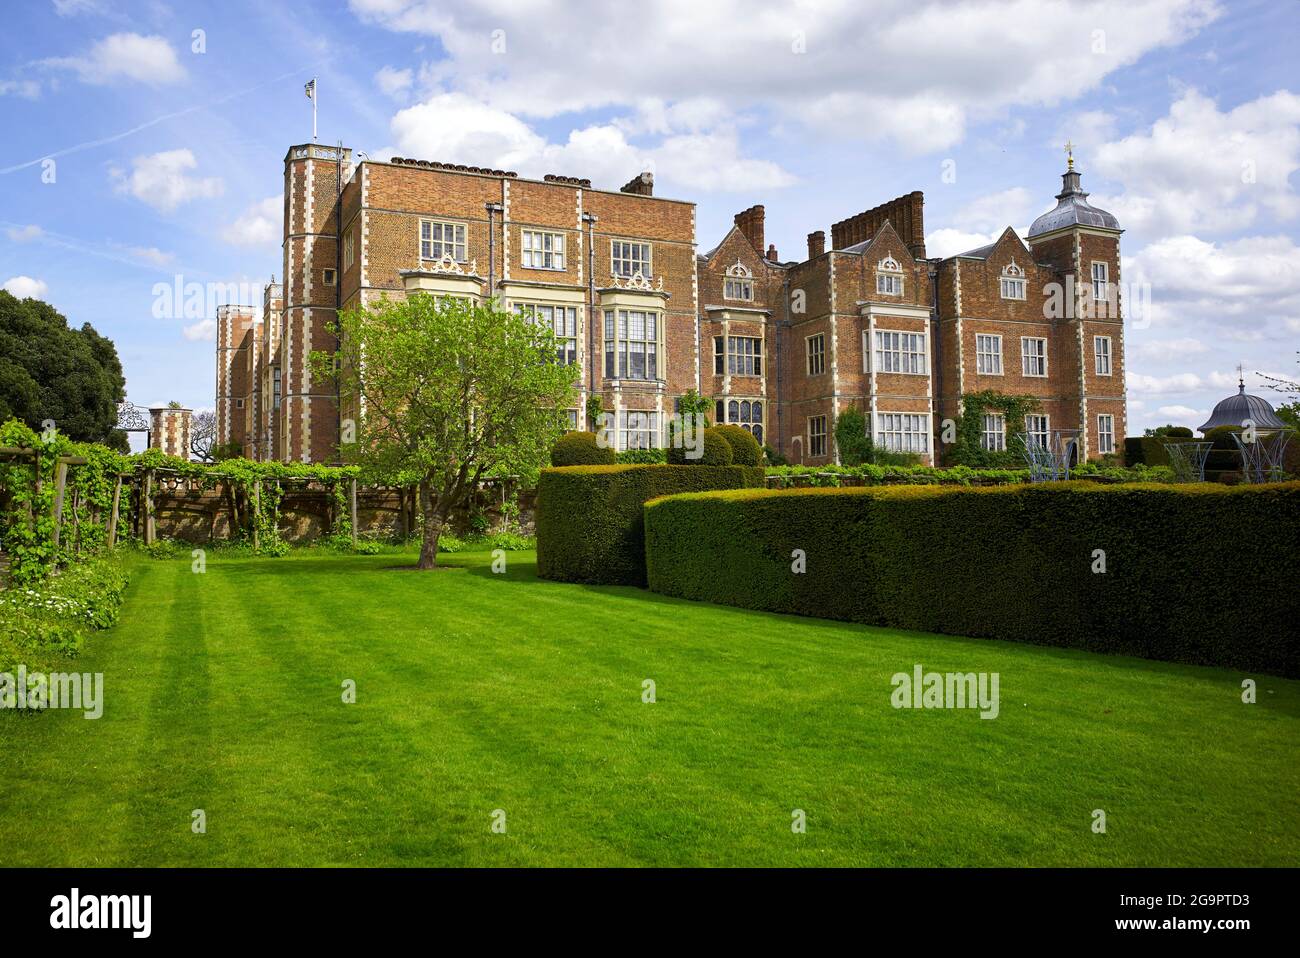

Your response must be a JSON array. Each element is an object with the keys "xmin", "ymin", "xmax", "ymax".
[
  {"xmin": 0, "ymin": 290, "xmax": 127, "ymax": 451},
  {"xmin": 313, "ymin": 294, "xmax": 577, "ymax": 568}
]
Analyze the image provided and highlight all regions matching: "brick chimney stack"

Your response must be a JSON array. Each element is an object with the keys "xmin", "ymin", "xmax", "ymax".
[
  {"xmin": 620, "ymin": 172, "xmax": 654, "ymax": 196},
  {"xmin": 766, "ymin": 243, "xmax": 779, "ymax": 262},
  {"xmin": 807, "ymin": 230, "xmax": 825, "ymax": 259},
  {"xmin": 734, "ymin": 205, "xmax": 765, "ymax": 255}
]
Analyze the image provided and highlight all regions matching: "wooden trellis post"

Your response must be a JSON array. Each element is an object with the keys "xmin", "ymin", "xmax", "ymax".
[
  {"xmin": 51, "ymin": 460, "xmax": 69, "ymax": 548},
  {"xmin": 107, "ymin": 475, "xmax": 122, "ymax": 547},
  {"xmin": 253, "ymin": 479, "xmax": 261, "ymax": 551},
  {"xmin": 143, "ymin": 468, "xmax": 155, "ymax": 545},
  {"xmin": 350, "ymin": 478, "xmax": 358, "ymax": 547}
]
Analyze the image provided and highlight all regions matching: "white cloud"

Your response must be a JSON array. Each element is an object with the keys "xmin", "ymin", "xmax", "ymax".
[
  {"xmin": 925, "ymin": 228, "xmax": 1000, "ymax": 259},
  {"xmin": 352, "ymin": 0, "xmax": 1221, "ymax": 153},
  {"xmin": 46, "ymin": 33, "xmax": 186, "ymax": 86},
  {"xmin": 182, "ymin": 318, "xmax": 217, "ymax": 341},
  {"xmin": 924, "ymin": 189, "xmax": 1033, "ymax": 257},
  {"xmin": 1155, "ymin": 404, "xmax": 1205, "ymax": 419},
  {"xmin": 1124, "ymin": 234, "xmax": 1300, "ymax": 335},
  {"xmin": 1092, "ymin": 89, "xmax": 1300, "ymax": 235},
  {"xmin": 1054, "ymin": 109, "xmax": 1117, "ymax": 150},
  {"xmin": 129, "ymin": 246, "xmax": 173, "ymax": 266},
  {"xmin": 951, "ymin": 188, "xmax": 1035, "ymax": 234},
  {"xmin": 52, "ymin": 0, "xmax": 108, "ymax": 15},
  {"xmin": 375, "ymin": 65, "xmax": 413, "ymax": 99},
  {"xmin": 389, "ymin": 93, "xmax": 793, "ymax": 192},
  {"xmin": 0, "ymin": 79, "xmax": 41, "ymax": 98},
  {"xmin": 3, "ymin": 276, "xmax": 49, "ymax": 298},
  {"xmin": 1128, "ymin": 369, "xmax": 1244, "ymax": 395},
  {"xmin": 1127, "ymin": 336, "xmax": 1208, "ymax": 361},
  {"xmin": 110, "ymin": 149, "xmax": 223, "ymax": 213},
  {"xmin": 6, "ymin": 224, "xmax": 43, "ymax": 242},
  {"xmin": 221, "ymin": 196, "xmax": 283, "ymax": 246}
]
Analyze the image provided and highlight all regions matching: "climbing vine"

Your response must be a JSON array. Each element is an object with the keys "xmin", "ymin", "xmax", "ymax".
[{"xmin": 949, "ymin": 390, "xmax": 1041, "ymax": 468}]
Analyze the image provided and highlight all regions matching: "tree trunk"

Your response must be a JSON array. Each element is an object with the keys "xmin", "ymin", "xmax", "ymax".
[{"xmin": 416, "ymin": 480, "xmax": 443, "ymax": 569}]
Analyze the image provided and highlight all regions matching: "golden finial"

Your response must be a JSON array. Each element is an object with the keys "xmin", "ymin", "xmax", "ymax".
[{"xmin": 1064, "ymin": 139, "xmax": 1075, "ymax": 170}]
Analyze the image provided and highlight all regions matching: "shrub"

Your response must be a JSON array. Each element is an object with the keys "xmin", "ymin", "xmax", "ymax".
[
  {"xmin": 712, "ymin": 425, "xmax": 763, "ymax": 466},
  {"xmin": 833, "ymin": 409, "xmax": 873, "ymax": 466},
  {"xmin": 667, "ymin": 428, "xmax": 733, "ymax": 466},
  {"xmin": 616, "ymin": 447, "xmax": 668, "ymax": 465},
  {"xmin": 644, "ymin": 482, "xmax": 1300, "ymax": 677},
  {"xmin": 537, "ymin": 464, "xmax": 764, "ymax": 585},
  {"xmin": 1124, "ymin": 435, "xmax": 1177, "ymax": 468},
  {"xmin": 550, "ymin": 431, "xmax": 615, "ymax": 467},
  {"xmin": 763, "ymin": 444, "xmax": 788, "ymax": 466},
  {"xmin": 0, "ymin": 555, "xmax": 128, "ymax": 677}
]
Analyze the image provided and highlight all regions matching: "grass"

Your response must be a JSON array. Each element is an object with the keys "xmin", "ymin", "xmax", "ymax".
[{"xmin": 1, "ymin": 546, "xmax": 1297, "ymax": 867}]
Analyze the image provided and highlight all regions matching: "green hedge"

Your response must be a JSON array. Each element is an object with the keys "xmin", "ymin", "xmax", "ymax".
[
  {"xmin": 1124, "ymin": 435, "xmax": 1177, "ymax": 467},
  {"xmin": 644, "ymin": 482, "xmax": 1300, "ymax": 676},
  {"xmin": 537, "ymin": 464, "xmax": 765, "ymax": 585}
]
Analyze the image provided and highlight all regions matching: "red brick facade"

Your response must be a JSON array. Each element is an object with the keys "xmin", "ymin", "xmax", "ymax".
[{"xmin": 217, "ymin": 147, "xmax": 1126, "ymax": 467}]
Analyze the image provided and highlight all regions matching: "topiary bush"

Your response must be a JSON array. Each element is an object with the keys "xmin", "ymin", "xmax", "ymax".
[
  {"xmin": 536, "ymin": 464, "xmax": 764, "ymax": 585},
  {"xmin": 666, "ymin": 428, "xmax": 733, "ymax": 466},
  {"xmin": 644, "ymin": 481, "xmax": 1300, "ymax": 677},
  {"xmin": 550, "ymin": 430, "xmax": 616, "ymax": 467},
  {"xmin": 712, "ymin": 425, "xmax": 763, "ymax": 466}
]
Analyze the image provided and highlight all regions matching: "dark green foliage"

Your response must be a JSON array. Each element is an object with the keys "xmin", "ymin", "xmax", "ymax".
[
  {"xmin": 644, "ymin": 482, "xmax": 1300, "ymax": 676},
  {"xmin": 667, "ymin": 428, "xmax": 733, "ymax": 466},
  {"xmin": 712, "ymin": 424, "xmax": 762, "ymax": 466},
  {"xmin": 763, "ymin": 444, "xmax": 788, "ymax": 466},
  {"xmin": 616, "ymin": 447, "xmax": 667, "ymax": 464},
  {"xmin": 950, "ymin": 390, "xmax": 1039, "ymax": 467},
  {"xmin": 536, "ymin": 464, "xmax": 764, "ymax": 585},
  {"xmin": 833, "ymin": 408, "xmax": 872, "ymax": 466},
  {"xmin": 550, "ymin": 430, "xmax": 616, "ymax": 466},
  {"xmin": 1145, "ymin": 424, "xmax": 1194, "ymax": 438},
  {"xmin": 1203, "ymin": 425, "xmax": 1243, "ymax": 481},
  {"xmin": 1124, "ymin": 435, "xmax": 1176, "ymax": 467},
  {"xmin": 0, "ymin": 291, "xmax": 126, "ymax": 448}
]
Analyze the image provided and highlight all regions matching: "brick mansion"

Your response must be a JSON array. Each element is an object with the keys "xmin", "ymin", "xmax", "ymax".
[{"xmin": 216, "ymin": 143, "xmax": 1126, "ymax": 466}]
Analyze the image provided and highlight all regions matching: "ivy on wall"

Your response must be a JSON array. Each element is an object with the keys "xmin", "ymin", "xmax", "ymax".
[{"xmin": 949, "ymin": 390, "xmax": 1041, "ymax": 468}]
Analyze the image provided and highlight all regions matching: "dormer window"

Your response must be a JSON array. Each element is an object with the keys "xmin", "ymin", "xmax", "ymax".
[
  {"xmin": 876, "ymin": 256, "xmax": 903, "ymax": 296},
  {"xmin": 1000, "ymin": 260, "xmax": 1026, "ymax": 300},
  {"xmin": 723, "ymin": 261, "xmax": 754, "ymax": 301}
]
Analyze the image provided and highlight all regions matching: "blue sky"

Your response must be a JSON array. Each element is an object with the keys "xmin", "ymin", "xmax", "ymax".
[{"xmin": 2, "ymin": 0, "xmax": 1298, "ymax": 446}]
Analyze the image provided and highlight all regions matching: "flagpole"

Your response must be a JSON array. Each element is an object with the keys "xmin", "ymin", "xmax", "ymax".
[{"xmin": 312, "ymin": 76, "xmax": 318, "ymax": 143}]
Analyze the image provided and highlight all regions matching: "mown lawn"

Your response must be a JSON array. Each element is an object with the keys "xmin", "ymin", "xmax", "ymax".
[{"xmin": 1, "ymin": 546, "xmax": 1296, "ymax": 867}]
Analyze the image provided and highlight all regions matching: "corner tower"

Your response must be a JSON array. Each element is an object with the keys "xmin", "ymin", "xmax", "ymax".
[
  {"xmin": 1027, "ymin": 148, "xmax": 1125, "ymax": 459},
  {"xmin": 283, "ymin": 143, "xmax": 351, "ymax": 464}
]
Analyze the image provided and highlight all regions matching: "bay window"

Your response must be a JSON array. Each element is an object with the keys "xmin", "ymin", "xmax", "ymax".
[{"xmin": 604, "ymin": 308, "xmax": 661, "ymax": 380}]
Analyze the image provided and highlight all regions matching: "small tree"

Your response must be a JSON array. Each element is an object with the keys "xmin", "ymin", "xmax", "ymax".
[
  {"xmin": 190, "ymin": 409, "xmax": 217, "ymax": 461},
  {"xmin": 833, "ymin": 408, "xmax": 873, "ymax": 466},
  {"xmin": 314, "ymin": 295, "xmax": 577, "ymax": 569}
]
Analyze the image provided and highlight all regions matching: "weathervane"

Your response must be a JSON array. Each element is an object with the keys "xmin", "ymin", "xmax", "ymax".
[{"xmin": 1064, "ymin": 139, "xmax": 1075, "ymax": 170}]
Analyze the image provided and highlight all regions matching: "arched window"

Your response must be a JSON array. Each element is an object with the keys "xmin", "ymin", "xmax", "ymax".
[
  {"xmin": 728, "ymin": 400, "xmax": 740, "ymax": 422},
  {"xmin": 740, "ymin": 401, "xmax": 751, "ymax": 423},
  {"xmin": 752, "ymin": 424, "xmax": 763, "ymax": 445},
  {"xmin": 876, "ymin": 256, "xmax": 903, "ymax": 296},
  {"xmin": 1000, "ymin": 259, "xmax": 1026, "ymax": 300}
]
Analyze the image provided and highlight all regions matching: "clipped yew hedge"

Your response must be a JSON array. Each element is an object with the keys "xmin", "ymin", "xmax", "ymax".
[
  {"xmin": 644, "ymin": 481, "xmax": 1300, "ymax": 676},
  {"xmin": 537, "ymin": 464, "xmax": 764, "ymax": 585}
]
